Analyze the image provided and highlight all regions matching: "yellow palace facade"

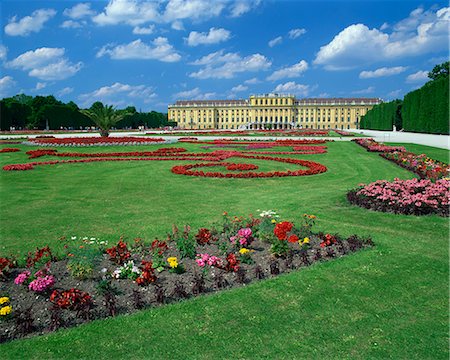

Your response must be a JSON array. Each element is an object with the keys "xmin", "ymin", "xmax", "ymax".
[{"xmin": 168, "ymin": 94, "xmax": 381, "ymax": 130}]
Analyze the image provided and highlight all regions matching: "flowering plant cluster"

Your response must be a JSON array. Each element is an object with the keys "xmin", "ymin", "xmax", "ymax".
[
  {"xmin": 112, "ymin": 260, "xmax": 141, "ymax": 280},
  {"xmin": 135, "ymin": 261, "xmax": 157, "ymax": 285},
  {"xmin": 50, "ymin": 288, "xmax": 92, "ymax": 310},
  {"xmin": 167, "ymin": 257, "xmax": 185, "ymax": 274},
  {"xmin": 195, "ymin": 228, "xmax": 213, "ymax": 245},
  {"xmin": 348, "ymin": 178, "xmax": 449, "ymax": 216},
  {"xmin": 26, "ymin": 137, "xmax": 166, "ymax": 147},
  {"xmin": 230, "ymin": 227, "xmax": 253, "ymax": 247},
  {"xmin": 319, "ymin": 234, "xmax": 338, "ymax": 248},
  {"xmin": 352, "ymin": 138, "xmax": 406, "ymax": 153},
  {"xmin": 196, "ymin": 253, "xmax": 222, "ymax": 268},
  {"xmin": 381, "ymin": 152, "xmax": 449, "ymax": 181},
  {"xmin": 334, "ymin": 130, "xmax": 354, "ymax": 136},
  {"xmin": 106, "ymin": 239, "xmax": 131, "ymax": 265},
  {"xmin": 0, "ymin": 297, "xmax": 12, "ymax": 318},
  {"xmin": 0, "ymin": 148, "xmax": 20, "ymax": 153},
  {"xmin": 0, "ymin": 211, "xmax": 374, "ymax": 340},
  {"xmin": 0, "ymin": 257, "xmax": 16, "ymax": 279},
  {"xmin": 26, "ymin": 246, "xmax": 53, "ymax": 269}
]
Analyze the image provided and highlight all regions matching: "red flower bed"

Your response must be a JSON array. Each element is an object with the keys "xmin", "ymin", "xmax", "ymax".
[
  {"xmin": 352, "ymin": 138, "xmax": 405, "ymax": 153},
  {"xmin": 347, "ymin": 178, "xmax": 449, "ymax": 216},
  {"xmin": 0, "ymin": 148, "xmax": 20, "ymax": 153},
  {"xmin": 171, "ymin": 155, "xmax": 327, "ymax": 178},
  {"xmin": 27, "ymin": 137, "xmax": 166, "ymax": 146},
  {"xmin": 179, "ymin": 139, "xmax": 327, "ymax": 145},
  {"xmin": 3, "ymin": 146, "xmax": 328, "ymax": 178},
  {"xmin": 25, "ymin": 147, "xmax": 187, "ymax": 159}
]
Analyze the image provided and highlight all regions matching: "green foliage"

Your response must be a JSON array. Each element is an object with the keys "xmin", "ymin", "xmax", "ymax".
[
  {"xmin": 360, "ymin": 100, "xmax": 402, "ymax": 131},
  {"xmin": 403, "ymin": 76, "xmax": 449, "ymax": 134},
  {"xmin": 66, "ymin": 246, "xmax": 102, "ymax": 280},
  {"xmin": 428, "ymin": 61, "xmax": 449, "ymax": 81},
  {"xmin": 81, "ymin": 104, "xmax": 128, "ymax": 137},
  {"xmin": 173, "ymin": 226, "xmax": 197, "ymax": 259}
]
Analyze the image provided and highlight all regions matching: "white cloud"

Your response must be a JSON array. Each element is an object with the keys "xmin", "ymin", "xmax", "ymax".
[
  {"xmin": 267, "ymin": 60, "xmax": 308, "ymax": 81},
  {"xmin": 35, "ymin": 82, "xmax": 46, "ymax": 90},
  {"xmin": 5, "ymin": 9, "xmax": 56, "ymax": 36},
  {"xmin": 229, "ymin": 0, "xmax": 261, "ymax": 17},
  {"xmin": 57, "ymin": 87, "xmax": 74, "ymax": 97},
  {"xmin": 97, "ymin": 38, "xmax": 181, "ymax": 62},
  {"xmin": 29, "ymin": 60, "xmax": 83, "ymax": 81},
  {"xmin": 79, "ymin": 82, "xmax": 157, "ymax": 107},
  {"xmin": 244, "ymin": 77, "xmax": 261, "ymax": 84},
  {"xmin": 189, "ymin": 50, "xmax": 271, "ymax": 79},
  {"xmin": 352, "ymin": 86, "xmax": 375, "ymax": 94},
  {"xmin": 186, "ymin": 27, "xmax": 231, "ymax": 46},
  {"xmin": 93, "ymin": 0, "xmax": 159, "ymax": 26},
  {"xmin": 314, "ymin": 6, "xmax": 449, "ymax": 70},
  {"xmin": 173, "ymin": 87, "xmax": 216, "ymax": 100},
  {"xmin": 7, "ymin": 47, "xmax": 83, "ymax": 81},
  {"xmin": 273, "ymin": 81, "xmax": 310, "ymax": 97},
  {"xmin": 171, "ymin": 20, "xmax": 184, "ymax": 30},
  {"xmin": 359, "ymin": 66, "xmax": 407, "ymax": 79},
  {"xmin": 288, "ymin": 28, "xmax": 306, "ymax": 39},
  {"xmin": 0, "ymin": 45, "xmax": 7, "ymax": 61},
  {"xmin": 380, "ymin": 22, "xmax": 389, "ymax": 31},
  {"xmin": 133, "ymin": 25, "xmax": 155, "ymax": 35},
  {"xmin": 0, "ymin": 76, "xmax": 16, "ymax": 98},
  {"xmin": 268, "ymin": 36, "xmax": 283, "ymax": 47},
  {"xmin": 406, "ymin": 70, "xmax": 429, "ymax": 83},
  {"xmin": 63, "ymin": 3, "xmax": 95, "ymax": 19},
  {"xmin": 61, "ymin": 20, "xmax": 84, "ymax": 29},
  {"xmin": 231, "ymin": 84, "xmax": 248, "ymax": 92},
  {"xmin": 163, "ymin": 0, "xmax": 225, "ymax": 22}
]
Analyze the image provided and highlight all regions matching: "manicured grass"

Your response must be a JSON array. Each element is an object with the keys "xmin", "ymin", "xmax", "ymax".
[{"xmin": 0, "ymin": 141, "xmax": 448, "ymax": 359}]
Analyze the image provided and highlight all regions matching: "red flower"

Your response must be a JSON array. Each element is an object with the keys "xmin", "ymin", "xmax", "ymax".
[
  {"xmin": 195, "ymin": 228, "xmax": 212, "ymax": 245},
  {"xmin": 274, "ymin": 221, "xmax": 294, "ymax": 241},
  {"xmin": 287, "ymin": 234, "xmax": 299, "ymax": 243}
]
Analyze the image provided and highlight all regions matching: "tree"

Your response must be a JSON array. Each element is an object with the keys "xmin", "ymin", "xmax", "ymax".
[
  {"xmin": 81, "ymin": 104, "xmax": 128, "ymax": 137},
  {"xmin": 428, "ymin": 61, "xmax": 449, "ymax": 81}
]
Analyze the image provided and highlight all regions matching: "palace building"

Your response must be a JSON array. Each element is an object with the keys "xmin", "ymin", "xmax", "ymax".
[{"xmin": 168, "ymin": 94, "xmax": 382, "ymax": 130}]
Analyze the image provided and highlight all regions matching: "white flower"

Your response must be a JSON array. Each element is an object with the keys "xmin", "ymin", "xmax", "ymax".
[
  {"xmin": 101, "ymin": 268, "xmax": 108, "ymax": 273},
  {"xmin": 90, "ymin": 237, "xmax": 96, "ymax": 240},
  {"xmin": 82, "ymin": 237, "xmax": 88, "ymax": 240},
  {"xmin": 71, "ymin": 236, "xmax": 77, "ymax": 240}
]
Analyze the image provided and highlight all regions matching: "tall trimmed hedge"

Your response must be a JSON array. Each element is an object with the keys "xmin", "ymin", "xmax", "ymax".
[
  {"xmin": 402, "ymin": 76, "xmax": 449, "ymax": 134},
  {"xmin": 360, "ymin": 100, "xmax": 402, "ymax": 131}
]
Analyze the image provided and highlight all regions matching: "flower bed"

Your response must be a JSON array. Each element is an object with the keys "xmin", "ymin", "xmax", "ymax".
[
  {"xmin": 3, "ymin": 147, "xmax": 328, "ymax": 178},
  {"xmin": 347, "ymin": 178, "xmax": 449, "ymax": 216},
  {"xmin": 334, "ymin": 130, "xmax": 354, "ymax": 136},
  {"xmin": 179, "ymin": 139, "xmax": 327, "ymax": 145},
  {"xmin": 0, "ymin": 148, "xmax": 20, "ymax": 153},
  {"xmin": 25, "ymin": 137, "xmax": 168, "ymax": 147},
  {"xmin": 352, "ymin": 138, "xmax": 405, "ymax": 153},
  {"xmin": 0, "ymin": 212, "xmax": 373, "ymax": 342},
  {"xmin": 380, "ymin": 152, "xmax": 449, "ymax": 181}
]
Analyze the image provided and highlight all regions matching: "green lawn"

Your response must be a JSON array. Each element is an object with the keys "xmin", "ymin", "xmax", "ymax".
[{"xmin": 0, "ymin": 141, "xmax": 448, "ymax": 359}]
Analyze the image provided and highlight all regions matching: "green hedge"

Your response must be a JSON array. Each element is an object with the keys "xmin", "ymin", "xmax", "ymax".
[
  {"xmin": 402, "ymin": 76, "xmax": 449, "ymax": 134},
  {"xmin": 360, "ymin": 100, "xmax": 402, "ymax": 131}
]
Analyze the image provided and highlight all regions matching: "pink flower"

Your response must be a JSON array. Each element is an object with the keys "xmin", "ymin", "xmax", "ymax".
[
  {"xmin": 28, "ymin": 275, "xmax": 55, "ymax": 292},
  {"xmin": 237, "ymin": 228, "xmax": 252, "ymax": 239},
  {"xmin": 14, "ymin": 271, "xmax": 31, "ymax": 285}
]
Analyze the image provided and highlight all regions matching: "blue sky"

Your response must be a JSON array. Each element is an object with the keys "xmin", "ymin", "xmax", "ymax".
[{"xmin": 1, "ymin": 0, "xmax": 448, "ymax": 112}]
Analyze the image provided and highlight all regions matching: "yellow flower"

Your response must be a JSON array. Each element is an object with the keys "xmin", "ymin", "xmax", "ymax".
[
  {"xmin": 302, "ymin": 237, "xmax": 310, "ymax": 244},
  {"xmin": 309, "ymin": 215, "xmax": 316, "ymax": 219},
  {"xmin": 167, "ymin": 257, "xmax": 178, "ymax": 268},
  {"xmin": 271, "ymin": 219, "xmax": 276, "ymax": 224},
  {"xmin": 239, "ymin": 248, "xmax": 250, "ymax": 255},
  {"xmin": 0, "ymin": 305, "xmax": 12, "ymax": 316},
  {"xmin": 0, "ymin": 297, "xmax": 9, "ymax": 305}
]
